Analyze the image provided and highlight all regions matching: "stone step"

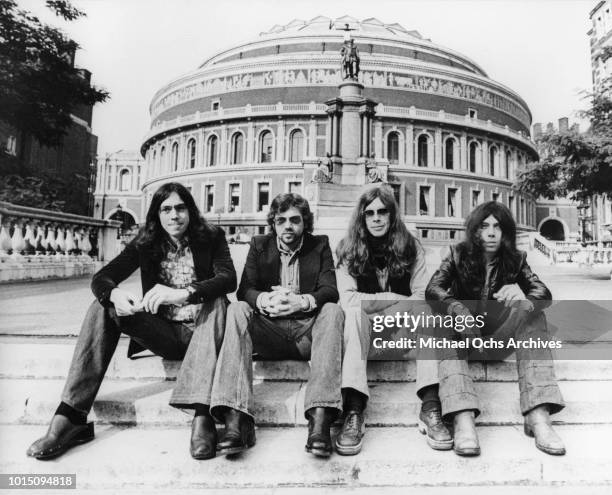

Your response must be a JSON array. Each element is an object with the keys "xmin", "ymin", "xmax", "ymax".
[
  {"xmin": 2, "ymin": 378, "xmax": 611, "ymax": 427},
  {"xmin": 3, "ymin": 425, "xmax": 611, "ymax": 489},
  {"xmin": 1, "ymin": 338, "xmax": 611, "ymax": 382}
]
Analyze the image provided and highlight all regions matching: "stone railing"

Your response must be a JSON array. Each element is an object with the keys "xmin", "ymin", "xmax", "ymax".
[
  {"xmin": 376, "ymin": 104, "xmax": 536, "ymax": 151},
  {"xmin": 0, "ymin": 202, "xmax": 122, "ymax": 283},
  {"xmin": 144, "ymin": 102, "xmax": 328, "ymax": 142}
]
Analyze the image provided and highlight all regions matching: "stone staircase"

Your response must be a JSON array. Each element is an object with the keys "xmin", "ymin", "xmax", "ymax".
[{"xmin": 1, "ymin": 334, "xmax": 612, "ymax": 492}]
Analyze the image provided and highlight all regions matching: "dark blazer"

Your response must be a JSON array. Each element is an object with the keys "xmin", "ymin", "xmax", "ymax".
[
  {"xmin": 237, "ymin": 232, "xmax": 338, "ymax": 314},
  {"xmin": 425, "ymin": 242, "xmax": 552, "ymax": 316},
  {"xmin": 91, "ymin": 227, "xmax": 236, "ymax": 356}
]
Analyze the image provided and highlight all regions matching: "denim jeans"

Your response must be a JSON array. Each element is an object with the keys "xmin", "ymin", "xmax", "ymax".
[
  {"xmin": 438, "ymin": 306, "xmax": 565, "ymax": 418},
  {"xmin": 60, "ymin": 297, "xmax": 227, "ymax": 415},
  {"xmin": 210, "ymin": 301, "xmax": 344, "ymax": 421},
  {"xmin": 341, "ymin": 301, "xmax": 458, "ymax": 401}
]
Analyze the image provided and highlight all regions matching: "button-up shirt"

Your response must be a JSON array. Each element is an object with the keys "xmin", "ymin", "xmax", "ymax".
[
  {"xmin": 255, "ymin": 235, "xmax": 316, "ymax": 313},
  {"xmin": 158, "ymin": 237, "xmax": 202, "ymax": 322}
]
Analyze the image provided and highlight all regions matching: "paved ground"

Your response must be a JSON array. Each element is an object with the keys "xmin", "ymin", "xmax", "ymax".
[{"xmin": 0, "ymin": 246, "xmax": 610, "ymax": 336}]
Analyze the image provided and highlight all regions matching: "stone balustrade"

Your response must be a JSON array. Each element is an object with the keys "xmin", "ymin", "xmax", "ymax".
[{"xmin": 0, "ymin": 202, "xmax": 122, "ymax": 283}]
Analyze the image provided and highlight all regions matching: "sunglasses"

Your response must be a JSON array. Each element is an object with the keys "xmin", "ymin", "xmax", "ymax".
[
  {"xmin": 159, "ymin": 203, "xmax": 187, "ymax": 215},
  {"xmin": 364, "ymin": 208, "xmax": 389, "ymax": 217}
]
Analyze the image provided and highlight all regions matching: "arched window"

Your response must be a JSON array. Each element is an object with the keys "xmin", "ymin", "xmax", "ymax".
[
  {"xmin": 160, "ymin": 146, "xmax": 166, "ymax": 171},
  {"xmin": 387, "ymin": 132, "xmax": 399, "ymax": 164},
  {"xmin": 445, "ymin": 138, "xmax": 455, "ymax": 170},
  {"xmin": 230, "ymin": 133, "xmax": 244, "ymax": 165},
  {"xmin": 289, "ymin": 129, "xmax": 304, "ymax": 162},
  {"xmin": 152, "ymin": 150, "xmax": 157, "ymax": 174},
  {"xmin": 119, "ymin": 169, "xmax": 131, "ymax": 191},
  {"xmin": 505, "ymin": 150, "xmax": 511, "ymax": 178},
  {"xmin": 207, "ymin": 135, "xmax": 218, "ymax": 166},
  {"xmin": 469, "ymin": 142, "xmax": 478, "ymax": 173},
  {"xmin": 259, "ymin": 130, "xmax": 273, "ymax": 163},
  {"xmin": 171, "ymin": 142, "xmax": 179, "ymax": 171},
  {"xmin": 188, "ymin": 139, "xmax": 196, "ymax": 169},
  {"xmin": 417, "ymin": 134, "xmax": 429, "ymax": 167},
  {"xmin": 489, "ymin": 146, "xmax": 497, "ymax": 175}
]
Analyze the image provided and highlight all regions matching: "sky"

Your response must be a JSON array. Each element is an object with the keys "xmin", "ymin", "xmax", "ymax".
[{"xmin": 21, "ymin": 0, "xmax": 597, "ymax": 157}]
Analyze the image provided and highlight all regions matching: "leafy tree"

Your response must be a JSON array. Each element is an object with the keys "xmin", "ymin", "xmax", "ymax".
[
  {"xmin": 0, "ymin": 171, "xmax": 89, "ymax": 214},
  {"xmin": 516, "ymin": 78, "xmax": 612, "ymax": 202},
  {"xmin": 0, "ymin": 0, "xmax": 109, "ymax": 149}
]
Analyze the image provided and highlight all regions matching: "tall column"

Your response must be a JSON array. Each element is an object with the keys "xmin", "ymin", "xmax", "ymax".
[
  {"xmin": 112, "ymin": 163, "xmax": 118, "ymax": 191},
  {"xmin": 332, "ymin": 114, "xmax": 340, "ymax": 157},
  {"xmin": 326, "ymin": 113, "xmax": 333, "ymax": 157},
  {"xmin": 374, "ymin": 120, "xmax": 383, "ymax": 159},
  {"xmin": 460, "ymin": 132, "xmax": 467, "ymax": 170},
  {"xmin": 246, "ymin": 122, "xmax": 254, "ymax": 163},
  {"xmin": 277, "ymin": 119, "xmax": 285, "ymax": 162},
  {"xmin": 179, "ymin": 134, "xmax": 186, "ymax": 170},
  {"xmin": 360, "ymin": 114, "xmax": 367, "ymax": 157},
  {"xmin": 220, "ymin": 125, "xmax": 228, "ymax": 165},
  {"xmin": 481, "ymin": 141, "xmax": 489, "ymax": 176},
  {"xmin": 308, "ymin": 118, "xmax": 316, "ymax": 157},
  {"xmin": 405, "ymin": 124, "xmax": 414, "ymax": 166},
  {"xmin": 434, "ymin": 128, "xmax": 442, "ymax": 168}
]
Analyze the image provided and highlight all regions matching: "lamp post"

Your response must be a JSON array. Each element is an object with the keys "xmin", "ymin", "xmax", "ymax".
[{"xmin": 115, "ymin": 204, "xmax": 124, "ymax": 239}]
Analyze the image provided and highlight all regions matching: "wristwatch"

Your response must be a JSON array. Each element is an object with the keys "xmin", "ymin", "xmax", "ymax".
[{"xmin": 300, "ymin": 295, "xmax": 310, "ymax": 311}]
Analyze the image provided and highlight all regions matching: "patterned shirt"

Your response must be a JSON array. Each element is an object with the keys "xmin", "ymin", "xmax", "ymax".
[{"xmin": 158, "ymin": 237, "xmax": 202, "ymax": 322}]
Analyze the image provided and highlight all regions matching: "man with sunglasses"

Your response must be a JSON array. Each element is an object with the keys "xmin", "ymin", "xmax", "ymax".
[
  {"xmin": 27, "ymin": 182, "xmax": 236, "ymax": 461},
  {"xmin": 209, "ymin": 193, "xmax": 344, "ymax": 457}
]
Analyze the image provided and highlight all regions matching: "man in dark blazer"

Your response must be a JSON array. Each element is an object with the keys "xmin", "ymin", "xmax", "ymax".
[
  {"xmin": 27, "ymin": 183, "xmax": 236, "ymax": 461},
  {"xmin": 210, "ymin": 193, "xmax": 344, "ymax": 458}
]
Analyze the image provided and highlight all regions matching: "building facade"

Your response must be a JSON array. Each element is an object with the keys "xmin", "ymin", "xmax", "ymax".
[
  {"xmin": 93, "ymin": 150, "xmax": 144, "ymax": 240},
  {"xmin": 588, "ymin": 2, "xmax": 612, "ymax": 242},
  {"xmin": 589, "ymin": 1, "xmax": 612, "ymax": 90},
  {"xmin": 138, "ymin": 16, "xmax": 539, "ymax": 242},
  {"xmin": 0, "ymin": 68, "xmax": 99, "ymax": 216}
]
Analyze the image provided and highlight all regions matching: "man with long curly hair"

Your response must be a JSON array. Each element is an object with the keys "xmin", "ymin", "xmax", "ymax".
[
  {"xmin": 27, "ymin": 182, "xmax": 236, "ymax": 461},
  {"xmin": 426, "ymin": 201, "xmax": 565, "ymax": 456},
  {"xmin": 209, "ymin": 193, "xmax": 344, "ymax": 458},
  {"xmin": 335, "ymin": 184, "xmax": 455, "ymax": 455}
]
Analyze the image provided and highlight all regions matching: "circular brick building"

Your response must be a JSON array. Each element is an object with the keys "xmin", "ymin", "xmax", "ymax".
[{"xmin": 140, "ymin": 16, "xmax": 538, "ymax": 242}]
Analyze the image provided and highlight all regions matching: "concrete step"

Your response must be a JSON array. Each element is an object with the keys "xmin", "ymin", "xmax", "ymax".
[
  {"xmin": 2, "ymin": 378, "xmax": 611, "ymax": 427},
  {"xmin": 1, "ymin": 338, "xmax": 611, "ymax": 382},
  {"xmin": 3, "ymin": 425, "xmax": 611, "ymax": 489}
]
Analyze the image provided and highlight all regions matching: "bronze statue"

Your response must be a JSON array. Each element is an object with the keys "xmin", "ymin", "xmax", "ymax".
[{"xmin": 341, "ymin": 38, "xmax": 360, "ymax": 80}]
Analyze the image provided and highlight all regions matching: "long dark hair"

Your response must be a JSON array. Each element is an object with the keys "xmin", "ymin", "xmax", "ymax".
[
  {"xmin": 133, "ymin": 182, "xmax": 214, "ymax": 259},
  {"xmin": 460, "ymin": 200, "xmax": 522, "ymax": 283},
  {"xmin": 336, "ymin": 183, "xmax": 419, "ymax": 278},
  {"xmin": 266, "ymin": 193, "xmax": 314, "ymax": 234}
]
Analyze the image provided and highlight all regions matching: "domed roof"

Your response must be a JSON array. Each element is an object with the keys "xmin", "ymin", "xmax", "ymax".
[
  {"xmin": 199, "ymin": 15, "xmax": 485, "ymax": 77},
  {"xmin": 257, "ymin": 16, "xmax": 425, "ymax": 41}
]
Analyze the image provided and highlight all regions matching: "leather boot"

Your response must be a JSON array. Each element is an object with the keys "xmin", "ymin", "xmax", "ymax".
[
  {"xmin": 335, "ymin": 410, "xmax": 365, "ymax": 456},
  {"xmin": 453, "ymin": 410, "xmax": 480, "ymax": 456},
  {"xmin": 26, "ymin": 415, "xmax": 94, "ymax": 460},
  {"xmin": 418, "ymin": 405, "xmax": 453, "ymax": 451},
  {"xmin": 524, "ymin": 405, "xmax": 566, "ymax": 455},
  {"xmin": 216, "ymin": 408, "xmax": 256, "ymax": 456},
  {"xmin": 305, "ymin": 407, "xmax": 334, "ymax": 457},
  {"xmin": 190, "ymin": 414, "xmax": 217, "ymax": 460}
]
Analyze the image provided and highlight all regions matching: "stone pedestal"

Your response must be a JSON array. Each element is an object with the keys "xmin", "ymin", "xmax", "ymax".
[{"xmin": 304, "ymin": 80, "xmax": 381, "ymax": 241}]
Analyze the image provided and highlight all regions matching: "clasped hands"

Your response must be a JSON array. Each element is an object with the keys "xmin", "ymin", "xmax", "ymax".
[
  {"xmin": 259, "ymin": 285, "xmax": 308, "ymax": 318},
  {"xmin": 110, "ymin": 284, "xmax": 190, "ymax": 316}
]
